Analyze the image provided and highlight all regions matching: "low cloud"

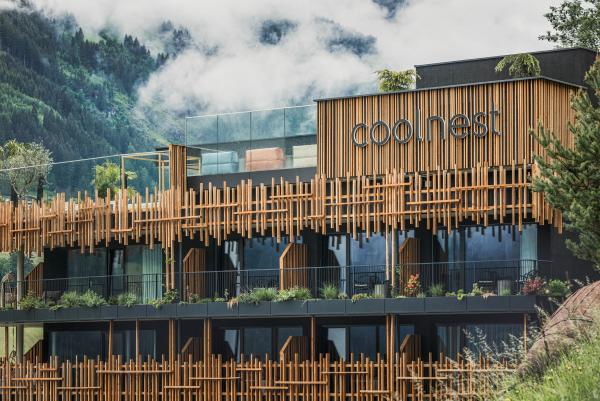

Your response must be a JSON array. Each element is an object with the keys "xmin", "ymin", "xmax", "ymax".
[{"xmin": 31, "ymin": 0, "xmax": 557, "ymax": 116}]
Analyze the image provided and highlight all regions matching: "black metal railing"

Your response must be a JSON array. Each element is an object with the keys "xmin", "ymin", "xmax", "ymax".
[{"xmin": 0, "ymin": 260, "xmax": 548, "ymax": 307}]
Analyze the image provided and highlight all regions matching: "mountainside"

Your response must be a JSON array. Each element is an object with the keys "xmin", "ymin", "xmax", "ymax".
[{"xmin": 0, "ymin": 9, "xmax": 175, "ymax": 192}]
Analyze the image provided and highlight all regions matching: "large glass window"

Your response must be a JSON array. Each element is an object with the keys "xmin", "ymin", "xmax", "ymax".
[
  {"xmin": 325, "ymin": 325, "xmax": 386, "ymax": 360},
  {"xmin": 49, "ymin": 330, "xmax": 106, "ymax": 361},
  {"xmin": 277, "ymin": 326, "xmax": 303, "ymax": 352},
  {"xmin": 243, "ymin": 237, "xmax": 289, "ymax": 290},
  {"xmin": 244, "ymin": 327, "xmax": 272, "ymax": 360},
  {"xmin": 67, "ymin": 249, "xmax": 107, "ymax": 294},
  {"xmin": 437, "ymin": 323, "xmax": 523, "ymax": 359}
]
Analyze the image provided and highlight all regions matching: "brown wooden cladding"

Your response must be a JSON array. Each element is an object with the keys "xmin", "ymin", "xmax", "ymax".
[
  {"xmin": 317, "ymin": 78, "xmax": 576, "ymax": 178},
  {"xmin": 0, "ymin": 354, "xmax": 512, "ymax": 401},
  {"xmin": 0, "ymin": 163, "xmax": 561, "ymax": 260}
]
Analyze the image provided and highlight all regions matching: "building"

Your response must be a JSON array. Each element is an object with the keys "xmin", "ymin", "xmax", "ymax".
[{"xmin": 0, "ymin": 47, "xmax": 598, "ymax": 399}]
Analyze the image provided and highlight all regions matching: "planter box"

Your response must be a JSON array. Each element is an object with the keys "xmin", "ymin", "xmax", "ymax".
[
  {"xmin": 384, "ymin": 298, "xmax": 425, "ymax": 314},
  {"xmin": 207, "ymin": 302, "xmax": 237, "ymax": 317},
  {"xmin": 308, "ymin": 299, "xmax": 346, "ymax": 315},
  {"xmin": 0, "ymin": 309, "xmax": 18, "ymax": 322},
  {"xmin": 510, "ymin": 295, "xmax": 537, "ymax": 312},
  {"xmin": 118, "ymin": 305, "xmax": 147, "ymax": 320},
  {"xmin": 77, "ymin": 307, "xmax": 102, "ymax": 321},
  {"xmin": 34, "ymin": 308, "xmax": 55, "ymax": 322},
  {"xmin": 146, "ymin": 303, "xmax": 177, "ymax": 319},
  {"xmin": 238, "ymin": 302, "xmax": 270, "ymax": 317},
  {"xmin": 425, "ymin": 297, "xmax": 467, "ymax": 313},
  {"xmin": 100, "ymin": 305, "xmax": 119, "ymax": 320},
  {"xmin": 270, "ymin": 300, "xmax": 308, "ymax": 316},
  {"xmin": 53, "ymin": 307, "xmax": 78, "ymax": 321},
  {"xmin": 177, "ymin": 303, "xmax": 208, "ymax": 318},
  {"xmin": 345, "ymin": 298, "xmax": 385, "ymax": 315},
  {"xmin": 466, "ymin": 296, "xmax": 510, "ymax": 312}
]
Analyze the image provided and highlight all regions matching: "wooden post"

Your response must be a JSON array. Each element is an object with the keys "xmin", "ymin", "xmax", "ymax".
[
  {"xmin": 108, "ymin": 320, "xmax": 113, "ymax": 357},
  {"xmin": 121, "ymin": 155, "xmax": 126, "ymax": 191},
  {"xmin": 135, "ymin": 320, "xmax": 140, "ymax": 361},
  {"xmin": 15, "ymin": 248, "xmax": 24, "ymax": 363},
  {"xmin": 4, "ymin": 326, "xmax": 8, "ymax": 360},
  {"xmin": 168, "ymin": 319, "xmax": 176, "ymax": 363},
  {"xmin": 203, "ymin": 319, "xmax": 212, "ymax": 361},
  {"xmin": 310, "ymin": 317, "xmax": 316, "ymax": 362}
]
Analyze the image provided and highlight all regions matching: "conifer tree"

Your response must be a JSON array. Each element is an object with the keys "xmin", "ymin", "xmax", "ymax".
[{"xmin": 534, "ymin": 60, "xmax": 600, "ymax": 270}]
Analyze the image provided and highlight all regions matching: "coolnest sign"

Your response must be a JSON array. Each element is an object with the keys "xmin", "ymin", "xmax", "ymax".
[{"xmin": 351, "ymin": 105, "xmax": 502, "ymax": 147}]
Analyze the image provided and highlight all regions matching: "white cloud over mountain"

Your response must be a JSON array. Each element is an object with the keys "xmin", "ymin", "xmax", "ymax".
[{"xmin": 32, "ymin": 0, "xmax": 557, "ymax": 116}]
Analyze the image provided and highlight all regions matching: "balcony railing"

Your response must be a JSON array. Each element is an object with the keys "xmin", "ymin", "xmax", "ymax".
[{"xmin": 0, "ymin": 260, "xmax": 547, "ymax": 308}]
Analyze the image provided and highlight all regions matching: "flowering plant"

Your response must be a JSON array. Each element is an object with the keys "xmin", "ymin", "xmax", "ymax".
[
  {"xmin": 404, "ymin": 274, "xmax": 421, "ymax": 297},
  {"xmin": 522, "ymin": 277, "xmax": 545, "ymax": 295}
]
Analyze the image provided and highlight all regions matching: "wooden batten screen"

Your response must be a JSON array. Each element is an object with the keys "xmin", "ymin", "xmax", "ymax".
[
  {"xmin": 168, "ymin": 144, "xmax": 187, "ymax": 194},
  {"xmin": 25, "ymin": 262, "xmax": 44, "ymax": 297},
  {"xmin": 183, "ymin": 248, "xmax": 206, "ymax": 301},
  {"xmin": 317, "ymin": 78, "xmax": 576, "ymax": 178},
  {"xmin": 0, "ymin": 354, "xmax": 514, "ymax": 401},
  {"xmin": 279, "ymin": 243, "xmax": 309, "ymax": 290},
  {"xmin": 279, "ymin": 336, "xmax": 308, "ymax": 361},
  {"xmin": 398, "ymin": 238, "xmax": 420, "ymax": 292},
  {"xmin": 0, "ymin": 163, "xmax": 561, "ymax": 257}
]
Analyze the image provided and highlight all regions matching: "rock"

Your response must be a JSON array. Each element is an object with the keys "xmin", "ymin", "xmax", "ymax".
[{"xmin": 520, "ymin": 281, "xmax": 600, "ymax": 375}]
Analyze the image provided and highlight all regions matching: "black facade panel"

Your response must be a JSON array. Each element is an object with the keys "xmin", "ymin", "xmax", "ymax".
[{"xmin": 416, "ymin": 48, "xmax": 596, "ymax": 89}]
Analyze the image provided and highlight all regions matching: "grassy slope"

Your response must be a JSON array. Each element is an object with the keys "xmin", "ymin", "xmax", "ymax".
[{"xmin": 498, "ymin": 332, "xmax": 600, "ymax": 401}]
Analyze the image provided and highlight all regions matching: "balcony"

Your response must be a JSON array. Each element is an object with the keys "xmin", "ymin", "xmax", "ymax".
[{"xmin": 0, "ymin": 260, "xmax": 546, "ymax": 314}]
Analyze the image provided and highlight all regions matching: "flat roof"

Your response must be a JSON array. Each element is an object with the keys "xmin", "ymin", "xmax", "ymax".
[{"xmin": 313, "ymin": 75, "xmax": 583, "ymax": 103}]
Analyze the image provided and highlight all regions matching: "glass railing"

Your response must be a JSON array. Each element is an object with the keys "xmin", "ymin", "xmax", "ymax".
[
  {"xmin": 184, "ymin": 105, "xmax": 317, "ymax": 177},
  {"xmin": 0, "ymin": 151, "xmax": 170, "ymax": 202}
]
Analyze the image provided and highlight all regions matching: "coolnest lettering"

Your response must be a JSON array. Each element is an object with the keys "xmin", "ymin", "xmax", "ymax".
[{"xmin": 351, "ymin": 105, "xmax": 502, "ymax": 147}]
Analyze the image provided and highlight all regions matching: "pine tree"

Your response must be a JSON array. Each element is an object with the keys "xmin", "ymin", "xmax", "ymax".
[{"xmin": 533, "ymin": 60, "xmax": 600, "ymax": 270}]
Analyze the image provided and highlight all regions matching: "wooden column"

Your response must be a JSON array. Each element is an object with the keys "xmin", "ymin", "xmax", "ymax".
[
  {"xmin": 386, "ymin": 315, "xmax": 396, "ymax": 395},
  {"xmin": 202, "ymin": 319, "xmax": 212, "ymax": 361},
  {"xmin": 108, "ymin": 321, "xmax": 113, "ymax": 357},
  {"xmin": 135, "ymin": 320, "xmax": 140, "ymax": 361},
  {"xmin": 4, "ymin": 326, "xmax": 8, "ymax": 360},
  {"xmin": 168, "ymin": 319, "xmax": 177, "ymax": 363},
  {"xmin": 310, "ymin": 317, "xmax": 316, "ymax": 362},
  {"xmin": 15, "ymin": 248, "xmax": 24, "ymax": 363}
]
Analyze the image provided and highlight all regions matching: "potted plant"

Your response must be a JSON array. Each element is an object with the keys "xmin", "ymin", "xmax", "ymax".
[
  {"xmin": 147, "ymin": 289, "xmax": 179, "ymax": 318},
  {"xmin": 235, "ymin": 288, "xmax": 275, "ymax": 316},
  {"xmin": 345, "ymin": 293, "xmax": 385, "ymax": 315},
  {"xmin": 177, "ymin": 294, "xmax": 209, "ymax": 318},
  {"xmin": 113, "ymin": 293, "xmax": 146, "ymax": 319}
]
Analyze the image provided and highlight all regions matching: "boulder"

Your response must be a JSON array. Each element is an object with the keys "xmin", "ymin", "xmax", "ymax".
[{"xmin": 521, "ymin": 281, "xmax": 600, "ymax": 375}]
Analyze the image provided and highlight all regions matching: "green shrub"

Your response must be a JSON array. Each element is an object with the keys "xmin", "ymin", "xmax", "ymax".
[
  {"xmin": 337, "ymin": 292, "xmax": 348, "ymax": 300},
  {"xmin": 470, "ymin": 283, "xmax": 484, "ymax": 296},
  {"xmin": 495, "ymin": 53, "xmax": 541, "ymax": 78},
  {"xmin": 500, "ymin": 288, "xmax": 512, "ymax": 296},
  {"xmin": 545, "ymin": 279, "xmax": 571, "ymax": 298},
  {"xmin": 275, "ymin": 287, "xmax": 311, "ymax": 302},
  {"xmin": 351, "ymin": 293, "xmax": 370, "ymax": 303},
  {"xmin": 19, "ymin": 291, "xmax": 45, "ymax": 310},
  {"xmin": 80, "ymin": 290, "xmax": 107, "ymax": 307},
  {"xmin": 51, "ymin": 291, "xmax": 84, "ymax": 310},
  {"xmin": 446, "ymin": 289, "xmax": 466, "ymax": 301},
  {"xmin": 429, "ymin": 284, "xmax": 445, "ymax": 297},
  {"xmin": 320, "ymin": 283, "xmax": 339, "ymax": 300},
  {"xmin": 187, "ymin": 293, "xmax": 213, "ymax": 304},
  {"xmin": 116, "ymin": 293, "xmax": 137, "ymax": 307},
  {"xmin": 253, "ymin": 287, "xmax": 278, "ymax": 302},
  {"xmin": 149, "ymin": 288, "xmax": 179, "ymax": 309}
]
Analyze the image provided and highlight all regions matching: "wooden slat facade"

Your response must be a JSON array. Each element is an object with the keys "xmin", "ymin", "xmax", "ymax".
[
  {"xmin": 0, "ymin": 354, "xmax": 513, "ymax": 401},
  {"xmin": 317, "ymin": 78, "xmax": 576, "ymax": 178}
]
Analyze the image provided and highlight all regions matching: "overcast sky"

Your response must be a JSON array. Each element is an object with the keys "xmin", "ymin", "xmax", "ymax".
[{"xmin": 30, "ymin": 0, "xmax": 560, "ymax": 115}]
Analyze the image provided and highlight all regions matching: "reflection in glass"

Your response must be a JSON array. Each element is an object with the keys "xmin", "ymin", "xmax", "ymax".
[
  {"xmin": 244, "ymin": 327, "xmax": 272, "ymax": 360},
  {"xmin": 326, "ymin": 327, "xmax": 346, "ymax": 360}
]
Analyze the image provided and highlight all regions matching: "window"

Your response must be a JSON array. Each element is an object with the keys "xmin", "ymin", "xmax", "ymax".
[
  {"xmin": 223, "ymin": 329, "xmax": 240, "ymax": 361},
  {"xmin": 244, "ymin": 327, "xmax": 272, "ymax": 360},
  {"xmin": 49, "ymin": 330, "xmax": 106, "ymax": 361},
  {"xmin": 437, "ymin": 323, "xmax": 523, "ymax": 359},
  {"xmin": 67, "ymin": 249, "xmax": 107, "ymax": 294},
  {"xmin": 325, "ymin": 325, "xmax": 386, "ymax": 360},
  {"xmin": 277, "ymin": 326, "xmax": 303, "ymax": 351}
]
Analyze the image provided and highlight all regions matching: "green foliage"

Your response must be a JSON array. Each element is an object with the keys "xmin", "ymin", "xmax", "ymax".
[
  {"xmin": 493, "ymin": 319, "xmax": 600, "ymax": 401},
  {"xmin": 320, "ymin": 283, "xmax": 340, "ymax": 300},
  {"xmin": 275, "ymin": 287, "xmax": 311, "ymax": 302},
  {"xmin": 351, "ymin": 293, "xmax": 370, "ymax": 303},
  {"xmin": 533, "ymin": 60, "xmax": 600, "ymax": 270},
  {"xmin": 539, "ymin": 0, "xmax": 600, "ymax": 50},
  {"xmin": 495, "ymin": 53, "xmax": 541, "ymax": 78},
  {"xmin": 0, "ymin": 140, "xmax": 53, "ymax": 199},
  {"xmin": 51, "ymin": 291, "xmax": 83, "ymax": 310},
  {"xmin": 545, "ymin": 279, "xmax": 571, "ymax": 298},
  {"xmin": 376, "ymin": 68, "xmax": 419, "ymax": 92},
  {"xmin": 80, "ymin": 290, "xmax": 107, "ymax": 307},
  {"xmin": 470, "ymin": 283, "xmax": 483, "ymax": 297},
  {"xmin": 0, "ymin": 10, "xmax": 172, "ymax": 196},
  {"xmin": 499, "ymin": 288, "xmax": 512, "ymax": 296},
  {"xmin": 114, "ymin": 292, "xmax": 137, "ymax": 307},
  {"xmin": 149, "ymin": 288, "xmax": 179, "ymax": 309},
  {"xmin": 92, "ymin": 161, "xmax": 137, "ymax": 198},
  {"xmin": 446, "ymin": 289, "xmax": 466, "ymax": 301},
  {"xmin": 19, "ymin": 291, "xmax": 44, "ymax": 310},
  {"xmin": 428, "ymin": 283, "xmax": 445, "ymax": 297}
]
